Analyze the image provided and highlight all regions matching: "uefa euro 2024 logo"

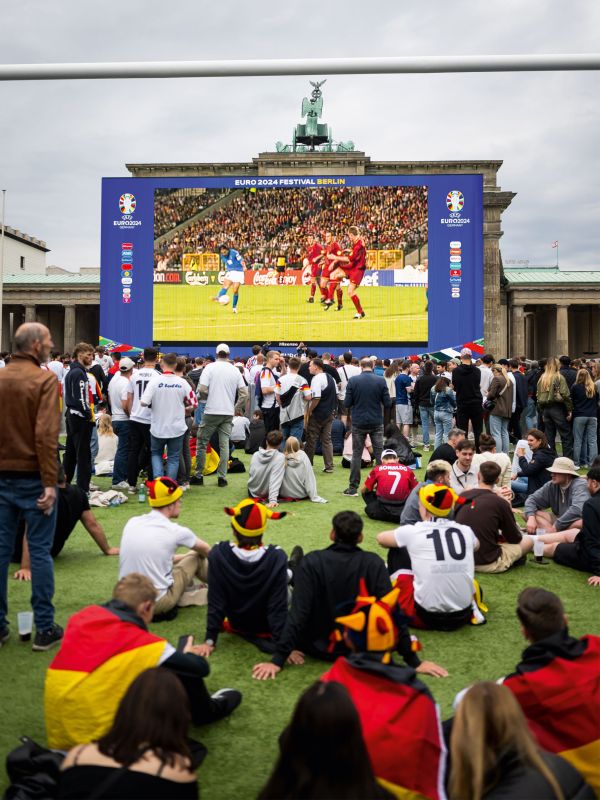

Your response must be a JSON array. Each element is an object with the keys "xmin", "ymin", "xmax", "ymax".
[
  {"xmin": 446, "ymin": 190, "xmax": 464, "ymax": 213},
  {"xmin": 119, "ymin": 193, "xmax": 136, "ymax": 215}
]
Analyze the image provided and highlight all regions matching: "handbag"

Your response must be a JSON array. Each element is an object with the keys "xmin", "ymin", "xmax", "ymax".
[
  {"xmin": 484, "ymin": 376, "xmax": 509, "ymax": 412},
  {"xmin": 5, "ymin": 736, "xmax": 64, "ymax": 800},
  {"xmin": 552, "ymin": 377, "xmax": 564, "ymax": 402}
]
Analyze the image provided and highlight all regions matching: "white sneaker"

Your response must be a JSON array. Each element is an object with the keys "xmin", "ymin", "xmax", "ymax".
[
  {"xmin": 111, "ymin": 481, "xmax": 129, "ymax": 491},
  {"xmin": 177, "ymin": 583, "xmax": 208, "ymax": 607},
  {"xmin": 232, "ymin": 308, "xmax": 238, "ymax": 314}
]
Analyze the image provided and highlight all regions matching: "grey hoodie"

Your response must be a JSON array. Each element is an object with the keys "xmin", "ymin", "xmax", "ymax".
[
  {"xmin": 248, "ymin": 448, "xmax": 285, "ymax": 504},
  {"xmin": 280, "ymin": 450, "xmax": 319, "ymax": 501},
  {"xmin": 524, "ymin": 476, "xmax": 590, "ymax": 531}
]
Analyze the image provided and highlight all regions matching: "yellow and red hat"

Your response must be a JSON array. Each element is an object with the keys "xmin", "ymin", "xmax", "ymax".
[
  {"xmin": 418, "ymin": 483, "xmax": 462, "ymax": 517},
  {"xmin": 224, "ymin": 498, "xmax": 286, "ymax": 537},
  {"xmin": 334, "ymin": 579, "xmax": 406, "ymax": 658},
  {"xmin": 146, "ymin": 477, "xmax": 183, "ymax": 508}
]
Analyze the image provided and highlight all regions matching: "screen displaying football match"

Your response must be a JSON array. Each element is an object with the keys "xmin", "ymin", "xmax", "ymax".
[{"xmin": 99, "ymin": 174, "xmax": 483, "ymax": 357}]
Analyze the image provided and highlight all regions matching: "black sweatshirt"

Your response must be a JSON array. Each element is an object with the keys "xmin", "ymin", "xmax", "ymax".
[
  {"xmin": 205, "ymin": 542, "xmax": 288, "ymax": 644},
  {"xmin": 272, "ymin": 542, "xmax": 421, "ymax": 669},
  {"xmin": 451, "ymin": 363, "xmax": 482, "ymax": 405}
]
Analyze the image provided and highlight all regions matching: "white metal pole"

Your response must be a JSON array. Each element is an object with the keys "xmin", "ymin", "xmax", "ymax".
[
  {"xmin": 0, "ymin": 54, "xmax": 599, "ymax": 82},
  {"xmin": 0, "ymin": 189, "xmax": 5, "ymax": 352}
]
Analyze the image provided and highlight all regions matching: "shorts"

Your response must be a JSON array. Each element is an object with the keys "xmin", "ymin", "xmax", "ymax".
[
  {"xmin": 393, "ymin": 571, "xmax": 471, "ymax": 631},
  {"xmin": 321, "ymin": 266, "xmax": 332, "ymax": 280},
  {"xmin": 310, "ymin": 264, "xmax": 321, "ymax": 278},
  {"xmin": 553, "ymin": 541, "xmax": 589, "ymax": 573},
  {"xmin": 347, "ymin": 268, "xmax": 365, "ymax": 286},
  {"xmin": 225, "ymin": 270, "xmax": 244, "ymax": 284},
  {"xmin": 396, "ymin": 404, "xmax": 414, "ymax": 425},
  {"xmin": 475, "ymin": 542, "xmax": 523, "ymax": 573}
]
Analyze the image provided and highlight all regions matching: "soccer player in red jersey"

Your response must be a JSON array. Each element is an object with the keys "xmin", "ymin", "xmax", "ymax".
[
  {"xmin": 325, "ymin": 226, "xmax": 367, "ymax": 318},
  {"xmin": 319, "ymin": 231, "xmax": 344, "ymax": 308},
  {"xmin": 305, "ymin": 234, "xmax": 325, "ymax": 303}
]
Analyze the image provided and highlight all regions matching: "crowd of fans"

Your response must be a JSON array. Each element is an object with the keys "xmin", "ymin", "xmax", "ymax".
[
  {"xmin": 154, "ymin": 188, "xmax": 232, "ymax": 239},
  {"xmin": 154, "ymin": 186, "xmax": 428, "ymax": 270},
  {"xmin": 0, "ymin": 326, "xmax": 599, "ymax": 799}
]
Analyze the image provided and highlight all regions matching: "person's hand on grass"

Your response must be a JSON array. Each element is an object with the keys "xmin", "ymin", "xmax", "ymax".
[
  {"xmin": 252, "ymin": 662, "xmax": 281, "ymax": 680},
  {"xmin": 192, "ymin": 641, "xmax": 215, "ymax": 658},
  {"xmin": 588, "ymin": 576, "xmax": 600, "ymax": 586},
  {"xmin": 13, "ymin": 568, "xmax": 31, "ymax": 582},
  {"xmin": 286, "ymin": 650, "xmax": 305, "ymax": 665},
  {"xmin": 416, "ymin": 660, "xmax": 448, "ymax": 678},
  {"xmin": 266, "ymin": 501, "xmax": 279, "ymax": 508},
  {"xmin": 104, "ymin": 547, "xmax": 120, "ymax": 556}
]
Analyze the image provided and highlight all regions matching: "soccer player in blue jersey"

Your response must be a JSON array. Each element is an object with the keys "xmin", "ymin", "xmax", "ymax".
[{"xmin": 213, "ymin": 244, "xmax": 246, "ymax": 314}]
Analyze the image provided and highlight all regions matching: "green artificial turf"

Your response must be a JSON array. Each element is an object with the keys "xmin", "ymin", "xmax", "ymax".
[{"xmin": 1, "ymin": 451, "xmax": 598, "ymax": 799}]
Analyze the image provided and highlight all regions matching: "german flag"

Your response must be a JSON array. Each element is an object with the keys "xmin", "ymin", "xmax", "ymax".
[
  {"xmin": 504, "ymin": 634, "xmax": 600, "ymax": 796},
  {"xmin": 45, "ymin": 605, "xmax": 167, "ymax": 749},
  {"xmin": 322, "ymin": 655, "xmax": 446, "ymax": 800}
]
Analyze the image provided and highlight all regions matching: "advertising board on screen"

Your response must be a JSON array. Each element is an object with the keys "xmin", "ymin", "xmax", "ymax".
[{"xmin": 100, "ymin": 174, "xmax": 483, "ymax": 357}]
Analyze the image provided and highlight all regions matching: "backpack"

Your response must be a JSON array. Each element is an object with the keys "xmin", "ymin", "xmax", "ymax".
[{"xmin": 254, "ymin": 367, "xmax": 274, "ymax": 408}]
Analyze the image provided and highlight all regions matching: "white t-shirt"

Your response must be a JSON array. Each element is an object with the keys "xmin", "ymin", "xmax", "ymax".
[
  {"xmin": 309, "ymin": 371, "xmax": 329, "ymax": 399},
  {"xmin": 472, "ymin": 451, "xmax": 512, "ymax": 487},
  {"xmin": 478, "ymin": 365, "xmax": 493, "ymax": 398},
  {"xmin": 141, "ymin": 372, "xmax": 189, "ymax": 439},
  {"xmin": 200, "ymin": 359, "xmax": 246, "ymax": 416},
  {"xmin": 275, "ymin": 372, "xmax": 311, "ymax": 423},
  {"xmin": 506, "ymin": 371, "xmax": 517, "ymax": 413},
  {"xmin": 394, "ymin": 519, "xmax": 476, "ymax": 612},
  {"xmin": 94, "ymin": 354, "xmax": 113, "ymax": 375},
  {"xmin": 231, "ymin": 415, "xmax": 250, "ymax": 442},
  {"xmin": 119, "ymin": 510, "xmax": 198, "ymax": 599},
  {"xmin": 108, "ymin": 373, "xmax": 133, "ymax": 422},
  {"xmin": 337, "ymin": 364, "xmax": 361, "ymax": 399},
  {"xmin": 130, "ymin": 367, "xmax": 157, "ymax": 424},
  {"xmin": 259, "ymin": 366, "xmax": 278, "ymax": 409},
  {"xmin": 47, "ymin": 360, "xmax": 65, "ymax": 381}
]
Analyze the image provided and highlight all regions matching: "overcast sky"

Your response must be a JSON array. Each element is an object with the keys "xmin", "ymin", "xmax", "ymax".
[{"xmin": 1, "ymin": 0, "xmax": 599, "ymax": 271}]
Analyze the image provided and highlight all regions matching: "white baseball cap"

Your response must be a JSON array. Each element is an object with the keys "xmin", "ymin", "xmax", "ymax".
[
  {"xmin": 460, "ymin": 347, "xmax": 472, "ymax": 358},
  {"xmin": 119, "ymin": 357, "xmax": 136, "ymax": 372},
  {"xmin": 216, "ymin": 343, "xmax": 230, "ymax": 354}
]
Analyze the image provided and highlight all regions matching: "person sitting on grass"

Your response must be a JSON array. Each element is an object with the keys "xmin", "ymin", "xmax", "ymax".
[
  {"xmin": 377, "ymin": 484, "xmax": 484, "ymax": 630},
  {"xmin": 195, "ymin": 499, "xmax": 289, "ymax": 658},
  {"xmin": 500, "ymin": 588, "xmax": 600, "ymax": 796},
  {"xmin": 58, "ymin": 668, "xmax": 200, "ymax": 800},
  {"xmin": 258, "ymin": 681, "xmax": 391, "ymax": 800},
  {"xmin": 119, "ymin": 477, "xmax": 211, "ymax": 618},
  {"xmin": 279, "ymin": 437, "xmax": 327, "ymax": 503},
  {"xmin": 244, "ymin": 410, "xmax": 265, "ymax": 455},
  {"xmin": 523, "ymin": 457, "xmax": 590, "ymax": 536},
  {"xmin": 471, "ymin": 432, "xmax": 512, "ymax": 487},
  {"xmin": 321, "ymin": 587, "xmax": 447, "ymax": 800},
  {"xmin": 252, "ymin": 511, "xmax": 447, "ymax": 680},
  {"xmin": 12, "ymin": 465, "xmax": 119, "ymax": 581},
  {"xmin": 361, "ymin": 448, "xmax": 418, "ymax": 523},
  {"xmin": 428, "ymin": 427, "xmax": 465, "ymax": 466},
  {"xmin": 449, "ymin": 439, "xmax": 479, "ymax": 493},
  {"xmin": 45, "ymin": 573, "xmax": 241, "ymax": 751},
  {"xmin": 511, "ymin": 428, "xmax": 556, "ymax": 501},
  {"xmin": 400, "ymin": 459, "xmax": 452, "ymax": 526},
  {"xmin": 536, "ymin": 466, "xmax": 600, "ymax": 584},
  {"xmin": 247, "ymin": 430, "xmax": 286, "ymax": 508},
  {"xmin": 453, "ymin": 461, "xmax": 533, "ymax": 574}
]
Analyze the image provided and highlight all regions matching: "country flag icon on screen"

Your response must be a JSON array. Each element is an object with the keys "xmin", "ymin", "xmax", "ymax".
[
  {"xmin": 450, "ymin": 269, "xmax": 462, "ymax": 277},
  {"xmin": 122, "ymin": 242, "xmax": 133, "ymax": 250},
  {"xmin": 119, "ymin": 194, "xmax": 136, "ymax": 214}
]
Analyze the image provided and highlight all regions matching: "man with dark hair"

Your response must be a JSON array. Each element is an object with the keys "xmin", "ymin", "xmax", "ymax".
[
  {"xmin": 559, "ymin": 356, "xmax": 577, "ymax": 390},
  {"xmin": 429, "ymin": 427, "xmax": 465, "ymax": 466},
  {"xmin": 304, "ymin": 358, "xmax": 337, "ymax": 474},
  {"xmin": 253, "ymin": 511, "xmax": 438, "ymax": 679},
  {"xmin": 449, "ymin": 439, "xmax": 478, "ymax": 492},
  {"xmin": 127, "ymin": 347, "xmax": 158, "ymax": 487},
  {"xmin": 248, "ymin": 430, "xmax": 286, "ymax": 507},
  {"xmin": 454, "ymin": 461, "xmax": 533, "ymax": 572},
  {"xmin": 196, "ymin": 499, "xmax": 288, "ymax": 658},
  {"xmin": 64, "ymin": 342, "xmax": 96, "ymax": 493},
  {"xmin": 502, "ymin": 587, "xmax": 600, "ymax": 795},
  {"xmin": 508, "ymin": 358, "xmax": 528, "ymax": 443},
  {"xmin": 257, "ymin": 350, "xmax": 282, "ymax": 437},
  {"xmin": 452, "ymin": 347, "xmax": 484, "ymax": 450}
]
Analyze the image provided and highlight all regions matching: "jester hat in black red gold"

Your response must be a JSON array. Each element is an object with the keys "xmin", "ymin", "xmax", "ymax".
[
  {"xmin": 335, "ymin": 579, "xmax": 404, "ymax": 656},
  {"xmin": 418, "ymin": 483, "xmax": 464, "ymax": 518},
  {"xmin": 224, "ymin": 498, "xmax": 286, "ymax": 537},
  {"xmin": 146, "ymin": 477, "xmax": 183, "ymax": 508}
]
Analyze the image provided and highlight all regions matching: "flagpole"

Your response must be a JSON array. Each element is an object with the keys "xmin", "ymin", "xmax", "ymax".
[{"xmin": 556, "ymin": 242, "xmax": 559, "ymax": 268}]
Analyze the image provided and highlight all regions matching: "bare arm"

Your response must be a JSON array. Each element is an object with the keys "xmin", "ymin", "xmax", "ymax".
[
  {"xmin": 14, "ymin": 534, "xmax": 32, "ymax": 581},
  {"xmin": 377, "ymin": 530, "xmax": 398, "ymax": 549},
  {"xmin": 192, "ymin": 538, "xmax": 211, "ymax": 558},
  {"xmin": 81, "ymin": 511, "xmax": 119, "ymax": 555}
]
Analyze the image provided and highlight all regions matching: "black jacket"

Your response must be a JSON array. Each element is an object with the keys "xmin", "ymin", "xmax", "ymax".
[
  {"xmin": 560, "ymin": 366, "xmax": 578, "ymax": 390},
  {"xmin": 63, "ymin": 361, "xmax": 92, "ymax": 420},
  {"xmin": 414, "ymin": 374, "xmax": 437, "ymax": 407},
  {"xmin": 206, "ymin": 542, "xmax": 288, "ymax": 644},
  {"xmin": 511, "ymin": 370, "xmax": 528, "ymax": 413},
  {"xmin": 452, "ymin": 363, "xmax": 482, "ymax": 405},
  {"xmin": 344, "ymin": 371, "xmax": 392, "ymax": 428},
  {"xmin": 484, "ymin": 749, "xmax": 593, "ymax": 799},
  {"xmin": 577, "ymin": 491, "xmax": 600, "ymax": 574},
  {"xmin": 272, "ymin": 542, "xmax": 420, "ymax": 669},
  {"xmin": 429, "ymin": 442, "xmax": 458, "ymax": 465},
  {"xmin": 245, "ymin": 420, "xmax": 265, "ymax": 454},
  {"xmin": 526, "ymin": 368, "xmax": 542, "ymax": 400},
  {"xmin": 517, "ymin": 445, "xmax": 556, "ymax": 495}
]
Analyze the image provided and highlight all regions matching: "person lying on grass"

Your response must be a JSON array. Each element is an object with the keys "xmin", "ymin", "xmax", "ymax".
[{"xmin": 252, "ymin": 510, "xmax": 447, "ymax": 680}]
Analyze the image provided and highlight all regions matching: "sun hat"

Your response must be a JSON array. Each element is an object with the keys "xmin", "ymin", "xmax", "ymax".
[
  {"xmin": 146, "ymin": 477, "xmax": 183, "ymax": 508},
  {"xmin": 224, "ymin": 498, "xmax": 286, "ymax": 537},
  {"xmin": 547, "ymin": 457, "xmax": 580, "ymax": 477}
]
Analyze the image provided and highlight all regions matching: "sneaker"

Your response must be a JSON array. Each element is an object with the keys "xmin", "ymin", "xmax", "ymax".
[
  {"xmin": 218, "ymin": 477, "xmax": 228, "ymax": 488},
  {"xmin": 180, "ymin": 483, "xmax": 190, "ymax": 492},
  {"xmin": 322, "ymin": 467, "xmax": 334, "ymax": 473},
  {"xmin": 319, "ymin": 297, "xmax": 327, "ymax": 304},
  {"xmin": 32, "ymin": 623, "xmax": 64, "ymax": 652},
  {"xmin": 189, "ymin": 475, "xmax": 204, "ymax": 486},
  {"xmin": 211, "ymin": 688, "xmax": 242, "ymax": 720},
  {"xmin": 127, "ymin": 485, "xmax": 138, "ymax": 494},
  {"xmin": 289, "ymin": 545, "xmax": 304, "ymax": 572},
  {"xmin": 307, "ymin": 297, "xmax": 314, "ymax": 303},
  {"xmin": 232, "ymin": 308, "xmax": 238, "ymax": 314},
  {"xmin": 89, "ymin": 482, "xmax": 101, "ymax": 491},
  {"xmin": 342, "ymin": 488, "xmax": 358, "ymax": 497},
  {"xmin": 0, "ymin": 628, "xmax": 9, "ymax": 647},
  {"xmin": 111, "ymin": 481, "xmax": 129, "ymax": 491},
  {"xmin": 323, "ymin": 300, "xmax": 333, "ymax": 310},
  {"xmin": 334, "ymin": 305, "xmax": 344, "ymax": 311},
  {"xmin": 177, "ymin": 583, "xmax": 208, "ymax": 607},
  {"xmin": 353, "ymin": 312, "xmax": 366, "ymax": 319}
]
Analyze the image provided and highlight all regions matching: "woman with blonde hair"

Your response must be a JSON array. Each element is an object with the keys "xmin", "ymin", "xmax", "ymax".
[
  {"xmin": 537, "ymin": 357, "xmax": 574, "ymax": 458},
  {"xmin": 449, "ymin": 681, "xmax": 593, "ymax": 800},
  {"xmin": 570, "ymin": 369, "xmax": 598, "ymax": 468},
  {"xmin": 279, "ymin": 437, "xmax": 327, "ymax": 503},
  {"xmin": 94, "ymin": 414, "xmax": 117, "ymax": 476},
  {"xmin": 485, "ymin": 365, "xmax": 513, "ymax": 455}
]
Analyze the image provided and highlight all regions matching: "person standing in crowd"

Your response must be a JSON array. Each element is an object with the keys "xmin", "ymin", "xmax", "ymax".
[
  {"xmin": 452, "ymin": 347, "xmax": 484, "ymax": 450},
  {"xmin": 524, "ymin": 359, "xmax": 541, "ymax": 432},
  {"xmin": 275, "ymin": 356, "xmax": 311, "ymax": 444},
  {"xmin": 414, "ymin": 361, "xmax": 437, "ymax": 452},
  {"xmin": 559, "ymin": 355, "xmax": 578, "ymax": 390},
  {"xmin": 337, "ymin": 351, "xmax": 362, "ymax": 427},
  {"xmin": 63, "ymin": 342, "xmax": 96, "ymax": 493},
  {"xmin": 343, "ymin": 358, "xmax": 392, "ymax": 497},
  {"xmin": 571, "ymin": 368, "xmax": 598, "ymax": 468},
  {"xmin": 394, "ymin": 361, "xmax": 414, "ymax": 441},
  {"xmin": 431, "ymin": 376, "xmax": 456, "ymax": 448},
  {"xmin": 537, "ymin": 357, "xmax": 573, "ymax": 459},
  {"xmin": 478, "ymin": 353, "xmax": 494, "ymax": 400},
  {"xmin": 141, "ymin": 353, "xmax": 190, "ymax": 481},
  {"xmin": 508, "ymin": 358, "xmax": 528, "ymax": 443},
  {"xmin": 107, "ymin": 357, "xmax": 135, "ymax": 492},
  {"xmin": 0, "ymin": 323, "xmax": 63, "ymax": 652},
  {"xmin": 486, "ymin": 364, "xmax": 513, "ymax": 455},
  {"xmin": 192, "ymin": 344, "xmax": 248, "ymax": 488},
  {"xmin": 258, "ymin": 350, "xmax": 282, "ymax": 437},
  {"xmin": 127, "ymin": 347, "xmax": 158, "ymax": 487},
  {"xmin": 304, "ymin": 358, "xmax": 337, "ymax": 474}
]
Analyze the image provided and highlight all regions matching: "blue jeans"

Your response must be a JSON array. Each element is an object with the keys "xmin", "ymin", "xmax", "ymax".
[
  {"xmin": 281, "ymin": 417, "xmax": 304, "ymax": 445},
  {"xmin": 434, "ymin": 410, "xmax": 454, "ymax": 448},
  {"xmin": 194, "ymin": 401, "xmax": 205, "ymax": 426},
  {"xmin": 151, "ymin": 434, "xmax": 185, "ymax": 480},
  {"xmin": 511, "ymin": 477, "xmax": 529, "ymax": 495},
  {"xmin": 112, "ymin": 420, "xmax": 130, "ymax": 484},
  {"xmin": 573, "ymin": 416, "xmax": 598, "ymax": 467},
  {"xmin": 489, "ymin": 415, "xmax": 510, "ymax": 454},
  {"xmin": 419, "ymin": 405, "xmax": 435, "ymax": 446},
  {"xmin": 522, "ymin": 397, "xmax": 538, "ymax": 434},
  {"xmin": 0, "ymin": 477, "xmax": 57, "ymax": 632}
]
